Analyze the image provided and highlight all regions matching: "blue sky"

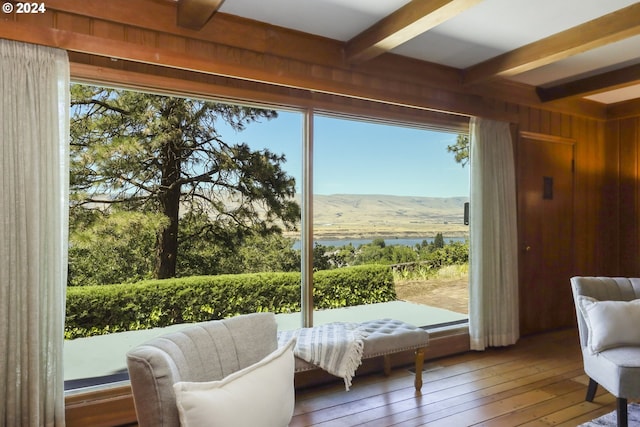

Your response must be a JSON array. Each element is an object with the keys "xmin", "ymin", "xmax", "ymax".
[{"xmin": 220, "ymin": 110, "xmax": 469, "ymax": 198}]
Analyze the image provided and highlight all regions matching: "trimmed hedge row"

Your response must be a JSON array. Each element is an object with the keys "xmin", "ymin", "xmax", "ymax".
[{"xmin": 65, "ymin": 265, "xmax": 396, "ymax": 339}]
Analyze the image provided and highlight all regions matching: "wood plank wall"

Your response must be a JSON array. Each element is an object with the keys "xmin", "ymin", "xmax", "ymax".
[
  {"xmin": 608, "ymin": 116, "xmax": 640, "ymax": 276},
  {"xmin": 512, "ymin": 104, "xmax": 609, "ymax": 334}
]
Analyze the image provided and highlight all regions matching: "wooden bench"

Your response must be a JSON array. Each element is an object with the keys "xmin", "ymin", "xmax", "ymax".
[{"xmin": 290, "ymin": 318, "xmax": 429, "ymax": 391}]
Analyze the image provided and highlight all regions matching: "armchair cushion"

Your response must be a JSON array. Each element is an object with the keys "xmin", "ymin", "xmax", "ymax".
[
  {"xmin": 126, "ymin": 312, "xmax": 279, "ymax": 427},
  {"xmin": 577, "ymin": 296, "xmax": 640, "ymax": 354},
  {"xmin": 173, "ymin": 337, "xmax": 296, "ymax": 427},
  {"xmin": 583, "ymin": 347, "xmax": 640, "ymax": 398}
]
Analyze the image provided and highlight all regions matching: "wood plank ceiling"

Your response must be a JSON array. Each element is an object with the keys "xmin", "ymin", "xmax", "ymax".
[{"xmin": 205, "ymin": 0, "xmax": 640, "ymax": 107}]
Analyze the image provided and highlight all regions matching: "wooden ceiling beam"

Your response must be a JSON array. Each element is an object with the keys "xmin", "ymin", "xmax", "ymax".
[
  {"xmin": 346, "ymin": 0, "xmax": 482, "ymax": 64},
  {"xmin": 537, "ymin": 62, "xmax": 640, "ymax": 102},
  {"xmin": 177, "ymin": 0, "xmax": 225, "ymax": 30},
  {"xmin": 463, "ymin": 2, "xmax": 640, "ymax": 85},
  {"xmin": 607, "ymin": 97, "xmax": 640, "ymax": 120}
]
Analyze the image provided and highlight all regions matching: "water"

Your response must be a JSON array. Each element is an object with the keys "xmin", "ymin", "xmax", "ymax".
[{"xmin": 292, "ymin": 236, "xmax": 468, "ymax": 249}]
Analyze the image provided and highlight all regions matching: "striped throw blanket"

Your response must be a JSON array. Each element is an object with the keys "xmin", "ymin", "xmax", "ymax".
[{"xmin": 278, "ymin": 322, "xmax": 369, "ymax": 391}]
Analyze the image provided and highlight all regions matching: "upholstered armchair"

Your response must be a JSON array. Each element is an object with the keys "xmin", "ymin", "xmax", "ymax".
[
  {"xmin": 126, "ymin": 312, "xmax": 295, "ymax": 427},
  {"xmin": 570, "ymin": 277, "xmax": 640, "ymax": 427}
]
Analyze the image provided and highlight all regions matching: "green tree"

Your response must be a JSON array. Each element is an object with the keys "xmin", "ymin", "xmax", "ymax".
[
  {"xmin": 239, "ymin": 233, "xmax": 301, "ymax": 273},
  {"xmin": 312, "ymin": 243, "xmax": 332, "ymax": 271},
  {"xmin": 432, "ymin": 232, "xmax": 445, "ymax": 249},
  {"xmin": 176, "ymin": 209, "xmax": 244, "ymax": 276},
  {"xmin": 447, "ymin": 134, "xmax": 470, "ymax": 167},
  {"xmin": 353, "ymin": 241, "xmax": 417, "ymax": 265},
  {"xmin": 386, "ymin": 245, "xmax": 418, "ymax": 264},
  {"xmin": 353, "ymin": 243, "xmax": 386, "ymax": 265},
  {"xmin": 68, "ymin": 210, "xmax": 167, "ymax": 286},
  {"xmin": 372, "ymin": 237, "xmax": 386, "ymax": 248},
  {"xmin": 328, "ymin": 243, "xmax": 356, "ymax": 268},
  {"xmin": 418, "ymin": 239, "xmax": 469, "ymax": 268},
  {"xmin": 70, "ymin": 84, "xmax": 300, "ymax": 279}
]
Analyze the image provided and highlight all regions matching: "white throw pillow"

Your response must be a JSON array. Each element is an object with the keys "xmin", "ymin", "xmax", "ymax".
[
  {"xmin": 173, "ymin": 337, "xmax": 296, "ymax": 427},
  {"xmin": 577, "ymin": 296, "xmax": 640, "ymax": 354}
]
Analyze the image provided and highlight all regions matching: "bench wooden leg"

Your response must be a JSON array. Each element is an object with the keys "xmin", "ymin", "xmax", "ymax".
[
  {"xmin": 383, "ymin": 355, "xmax": 391, "ymax": 376},
  {"xmin": 414, "ymin": 347, "xmax": 425, "ymax": 392}
]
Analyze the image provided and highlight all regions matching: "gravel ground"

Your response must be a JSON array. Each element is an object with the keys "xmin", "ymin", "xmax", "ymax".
[{"xmin": 394, "ymin": 277, "xmax": 469, "ymax": 314}]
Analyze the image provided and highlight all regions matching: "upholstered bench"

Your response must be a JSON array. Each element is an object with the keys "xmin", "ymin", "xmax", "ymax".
[{"xmin": 289, "ymin": 318, "xmax": 429, "ymax": 391}]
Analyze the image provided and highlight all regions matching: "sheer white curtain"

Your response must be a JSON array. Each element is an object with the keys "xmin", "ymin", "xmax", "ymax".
[
  {"xmin": 468, "ymin": 117, "xmax": 519, "ymax": 351},
  {"xmin": 0, "ymin": 40, "xmax": 69, "ymax": 426}
]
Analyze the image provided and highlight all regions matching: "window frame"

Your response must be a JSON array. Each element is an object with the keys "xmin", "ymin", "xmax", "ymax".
[{"xmin": 64, "ymin": 65, "xmax": 471, "ymax": 399}]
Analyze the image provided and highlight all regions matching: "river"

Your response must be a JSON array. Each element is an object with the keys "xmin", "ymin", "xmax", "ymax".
[{"xmin": 292, "ymin": 236, "xmax": 468, "ymax": 249}]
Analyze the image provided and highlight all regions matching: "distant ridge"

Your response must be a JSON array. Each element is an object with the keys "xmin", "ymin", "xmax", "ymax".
[{"xmin": 301, "ymin": 194, "xmax": 469, "ymax": 239}]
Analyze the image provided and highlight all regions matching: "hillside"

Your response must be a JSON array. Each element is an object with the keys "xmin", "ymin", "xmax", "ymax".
[{"xmin": 297, "ymin": 194, "xmax": 469, "ymax": 239}]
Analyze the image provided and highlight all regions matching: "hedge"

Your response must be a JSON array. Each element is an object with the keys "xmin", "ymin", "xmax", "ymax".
[{"xmin": 65, "ymin": 264, "xmax": 396, "ymax": 339}]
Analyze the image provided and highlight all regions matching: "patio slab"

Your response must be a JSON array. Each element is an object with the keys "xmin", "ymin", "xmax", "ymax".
[{"xmin": 274, "ymin": 300, "xmax": 466, "ymax": 330}]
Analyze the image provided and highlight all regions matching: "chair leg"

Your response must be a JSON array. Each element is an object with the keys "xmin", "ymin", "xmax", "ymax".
[
  {"xmin": 586, "ymin": 378, "xmax": 598, "ymax": 402},
  {"xmin": 616, "ymin": 397, "xmax": 628, "ymax": 427}
]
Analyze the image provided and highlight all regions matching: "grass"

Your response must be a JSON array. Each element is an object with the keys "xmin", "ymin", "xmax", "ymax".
[
  {"xmin": 437, "ymin": 264, "xmax": 468, "ymax": 278},
  {"xmin": 391, "ymin": 263, "xmax": 468, "ymax": 282}
]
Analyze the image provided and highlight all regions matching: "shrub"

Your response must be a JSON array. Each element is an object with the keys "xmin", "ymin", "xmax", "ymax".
[
  {"xmin": 314, "ymin": 265, "xmax": 396, "ymax": 308},
  {"xmin": 65, "ymin": 265, "xmax": 395, "ymax": 339}
]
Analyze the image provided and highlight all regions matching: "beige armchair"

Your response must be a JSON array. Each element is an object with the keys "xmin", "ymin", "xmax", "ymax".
[
  {"xmin": 570, "ymin": 277, "xmax": 640, "ymax": 427},
  {"xmin": 126, "ymin": 312, "xmax": 294, "ymax": 427}
]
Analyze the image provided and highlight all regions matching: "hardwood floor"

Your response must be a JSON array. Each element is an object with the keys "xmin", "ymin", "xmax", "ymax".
[{"xmin": 290, "ymin": 328, "xmax": 618, "ymax": 426}]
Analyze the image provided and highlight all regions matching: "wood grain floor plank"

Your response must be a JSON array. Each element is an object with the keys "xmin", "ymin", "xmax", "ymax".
[
  {"xmin": 290, "ymin": 328, "xmax": 618, "ymax": 427},
  {"xmin": 472, "ymin": 380, "xmax": 606, "ymax": 426},
  {"xmin": 349, "ymin": 362, "xmax": 585, "ymax": 426}
]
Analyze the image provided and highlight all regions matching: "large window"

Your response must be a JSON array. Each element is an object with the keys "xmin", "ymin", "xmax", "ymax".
[{"xmin": 63, "ymin": 85, "xmax": 470, "ymax": 391}]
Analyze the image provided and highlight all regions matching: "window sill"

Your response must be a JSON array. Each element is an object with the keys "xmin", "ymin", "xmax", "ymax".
[{"xmin": 65, "ymin": 383, "xmax": 137, "ymax": 427}]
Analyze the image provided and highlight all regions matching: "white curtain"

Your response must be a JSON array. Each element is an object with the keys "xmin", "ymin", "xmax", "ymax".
[
  {"xmin": 468, "ymin": 117, "xmax": 519, "ymax": 351},
  {"xmin": 0, "ymin": 40, "xmax": 69, "ymax": 426}
]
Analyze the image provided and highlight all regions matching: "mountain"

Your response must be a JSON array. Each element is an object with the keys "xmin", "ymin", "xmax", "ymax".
[{"xmin": 303, "ymin": 194, "xmax": 469, "ymax": 239}]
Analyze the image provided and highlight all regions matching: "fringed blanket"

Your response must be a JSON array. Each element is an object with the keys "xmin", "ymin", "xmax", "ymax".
[{"xmin": 278, "ymin": 322, "xmax": 368, "ymax": 391}]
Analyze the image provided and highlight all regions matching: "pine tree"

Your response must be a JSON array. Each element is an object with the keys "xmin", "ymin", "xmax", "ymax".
[
  {"xmin": 70, "ymin": 84, "xmax": 300, "ymax": 279},
  {"xmin": 446, "ymin": 134, "xmax": 470, "ymax": 167}
]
